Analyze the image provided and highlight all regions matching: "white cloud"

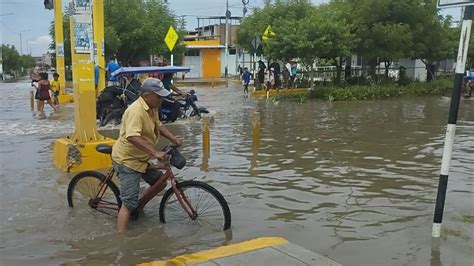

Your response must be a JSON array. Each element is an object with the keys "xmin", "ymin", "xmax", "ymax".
[{"xmin": 29, "ymin": 35, "xmax": 53, "ymax": 57}]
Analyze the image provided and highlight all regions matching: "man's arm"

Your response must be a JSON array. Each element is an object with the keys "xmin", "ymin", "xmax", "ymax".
[
  {"xmin": 127, "ymin": 136, "xmax": 166, "ymax": 160},
  {"xmin": 170, "ymin": 83, "xmax": 185, "ymax": 95},
  {"xmin": 159, "ymin": 125, "xmax": 182, "ymax": 146}
]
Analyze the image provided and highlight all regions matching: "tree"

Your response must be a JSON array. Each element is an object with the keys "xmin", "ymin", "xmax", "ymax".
[
  {"xmin": 237, "ymin": 0, "xmax": 324, "ymax": 60},
  {"xmin": 411, "ymin": 1, "xmax": 456, "ymax": 81},
  {"xmin": 464, "ymin": 27, "xmax": 474, "ymax": 69},
  {"xmin": 2, "ymin": 45, "xmax": 21, "ymax": 74},
  {"xmin": 236, "ymin": 0, "xmax": 354, "ymax": 84},
  {"xmin": 49, "ymin": 0, "xmax": 182, "ymax": 66},
  {"xmin": 104, "ymin": 0, "xmax": 183, "ymax": 63},
  {"xmin": 1, "ymin": 45, "xmax": 35, "ymax": 76}
]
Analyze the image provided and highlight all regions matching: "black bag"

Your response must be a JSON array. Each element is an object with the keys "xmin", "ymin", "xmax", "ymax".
[{"xmin": 169, "ymin": 147, "xmax": 186, "ymax": 169}]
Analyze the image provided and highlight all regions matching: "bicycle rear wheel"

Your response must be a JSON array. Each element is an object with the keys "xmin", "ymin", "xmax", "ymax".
[
  {"xmin": 67, "ymin": 171, "xmax": 121, "ymax": 216},
  {"xmin": 159, "ymin": 180, "xmax": 231, "ymax": 231}
]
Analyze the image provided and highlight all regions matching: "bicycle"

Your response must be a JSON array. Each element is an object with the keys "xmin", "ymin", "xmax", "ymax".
[{"xmin": 66, "ymin": 144, "xmax": 231, "ymax": 231}]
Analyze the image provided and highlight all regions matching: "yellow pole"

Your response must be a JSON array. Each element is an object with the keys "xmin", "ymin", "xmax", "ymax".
[
  {"xmin": 251, "ymin": 111, "xmax": 260, "ymax": 170},
  {"xmin": 202, "ymin": 117, "xmax": 210, "ymax": 157},
  {"xmin": 93, "ymin": 0, "xmax": 106, "ymax": 94},
  {"xmin": 252, "ymin": 111, "xmax": 260, "ymax": 148},
  {"xmin": 30, "ymin": 91, "xmax": 34, "ymax": 111},
  {"xmin": 54, "ymin": 0, "xmax": 66, "ymax": 94},
  {"xmin": 53, "ymin": 5, "xmax": 114, "ymax": 173},
  {"xmin": 69, "ymin": 16, "xmax": 77, "ymax": 92}
]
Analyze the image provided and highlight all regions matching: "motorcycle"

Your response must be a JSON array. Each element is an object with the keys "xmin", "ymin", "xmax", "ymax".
[
  {"xmin": 96, "ymin": 66, "xmax": 208, "ymax": 126},
  {"xmin": 160, "ymin": 90, "xmax": 209, "ymax": 123}
]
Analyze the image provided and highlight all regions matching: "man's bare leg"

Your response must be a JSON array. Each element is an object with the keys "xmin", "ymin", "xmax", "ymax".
[{"xmin": 117, "ymin": 205, "xmax": 131, "ymax": 233}]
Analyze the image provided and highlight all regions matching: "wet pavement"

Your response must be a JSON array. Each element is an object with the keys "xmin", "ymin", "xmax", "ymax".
[{"xmin": 0, "ymin": 80, "xmax": 473, "ymax": 265}]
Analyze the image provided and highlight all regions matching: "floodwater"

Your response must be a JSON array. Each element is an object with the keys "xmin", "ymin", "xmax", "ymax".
[{"xmin": 0, "ymin": 80, "xmax": 473, "ymax": 265}]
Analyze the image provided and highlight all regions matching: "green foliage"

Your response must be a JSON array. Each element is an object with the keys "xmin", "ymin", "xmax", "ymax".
[
  {"xmin": 466, "ymin": 27, "xmax": 474, "ymax": 69},
  {"xmin": 2, "ymin": 45, "xmax": 21, "ymax": 74},
  {"xmin": 237, "ymin": 0, "xmax": 354, "ymax": 67},
  {"xmin": 463, "ymin": 215, "xmax": 474, "ymax": 224},
  {"xmin": 1, "ymin": 45, "xmax": 35, "ymax": 76},
  {"xmin": 49, "ymin": 0, "xmax": 182, "ymax": 66},
  {"xmin": 104, "ymin": 0, "xmax": 183, "ymax": 63},
  {"xmin": 308, "ymin": 79, "xmax": 452, "ymax": 101},
  {"xmin": 237, "ymin": 0, "xmax": 457, "ymax": 82}
]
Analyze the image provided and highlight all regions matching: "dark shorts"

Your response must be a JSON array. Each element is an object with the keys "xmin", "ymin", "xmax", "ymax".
[{"xmin": 112, "ymin": 162, "xmax": 163, "ymax": 211}]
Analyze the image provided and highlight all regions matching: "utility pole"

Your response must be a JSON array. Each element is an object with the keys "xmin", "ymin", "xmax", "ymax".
[
  {"xmin": 18, "ymin": 30, "xmax": 30, "ymax": 55},
  {"xmin": 432, "ymin": 5, "xmax": 473, "ymax": 238},
  {"xmin": 242, "ymin": 0, "xmax": 249, "ymax": 74},
  {"xmin": 225, "ymin": 0, "xmax": 230, "ymax": 87}
]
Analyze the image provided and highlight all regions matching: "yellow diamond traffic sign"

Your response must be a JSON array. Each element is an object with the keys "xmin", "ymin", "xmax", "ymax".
[
  {"xmin": 262, "ymin": 25, "xmax": 276, "ymax": 41},
  {"xmin": 165, "ymin": 25, "xmax": 179, "ymax": 52}
]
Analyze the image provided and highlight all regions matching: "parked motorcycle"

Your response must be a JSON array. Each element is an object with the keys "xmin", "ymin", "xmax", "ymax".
[{"xmin": 96, "ymin": 70, "xmax": 209, "ymax": 126}]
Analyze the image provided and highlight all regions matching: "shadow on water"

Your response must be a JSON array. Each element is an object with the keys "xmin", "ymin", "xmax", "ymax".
[{"xmin": 0, "ymin": 82, "xmax": 472, "ymax": 265}]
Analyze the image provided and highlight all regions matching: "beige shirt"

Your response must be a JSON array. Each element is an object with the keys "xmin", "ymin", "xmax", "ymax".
[{"xmin": 112, "ymin": 96, "xmax": 161, "ymax": 172}]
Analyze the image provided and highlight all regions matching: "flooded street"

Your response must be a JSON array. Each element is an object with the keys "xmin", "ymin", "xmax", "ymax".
[{"xmin": 0, "ymin": 80, "xmax": 473, "ymax": 265}]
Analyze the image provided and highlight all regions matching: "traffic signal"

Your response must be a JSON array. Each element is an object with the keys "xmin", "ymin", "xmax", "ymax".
[{"xmin": 44, "ymin": 0, "xmax": 54, "ymax": 10}]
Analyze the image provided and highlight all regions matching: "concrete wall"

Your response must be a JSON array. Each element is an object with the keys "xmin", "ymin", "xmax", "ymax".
[{"xmin": 399, "ymin": 59, "xmax": 427, "ymax": 81}]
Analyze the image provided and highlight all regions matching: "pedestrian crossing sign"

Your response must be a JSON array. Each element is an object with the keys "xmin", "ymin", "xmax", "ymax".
[
  {"xmin": 165, "ymin": 26, "xmax": 179, "ymax": 52},
  {"xmin": 262, "ymin": 25, "xmax": 276, "ymax": 41}
]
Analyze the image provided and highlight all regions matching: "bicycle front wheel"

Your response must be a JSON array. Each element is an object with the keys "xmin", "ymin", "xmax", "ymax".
[
  {"xmin": 159, "ymin": 180, "xmax": 231, "ymax": 231},
  {"xmin": 67, "ymin": 171, "xmax": 121, "ymax": 216}
]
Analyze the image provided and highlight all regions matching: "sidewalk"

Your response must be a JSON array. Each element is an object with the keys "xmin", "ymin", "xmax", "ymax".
[
  {"xmin": 175, "ymin": 78, "xmax": 240, "ymax": 87},
  {"xmin": 138, "ymin": 237, "xmax": 340, "ymax": 266}
]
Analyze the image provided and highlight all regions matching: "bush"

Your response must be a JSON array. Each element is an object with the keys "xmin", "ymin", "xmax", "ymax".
[{"xmin": 307, "ymin": 79, "xmax": 452, "ymax": 101}]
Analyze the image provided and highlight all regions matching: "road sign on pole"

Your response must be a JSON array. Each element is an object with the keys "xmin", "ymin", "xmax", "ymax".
[
  {"xmin": 251, "ymin": 34, "xmax": 261, "ymax": 51},
  {"xmin": 262, "ymin": 25, "xmax": 276, "ymax": 41},
  {"xmin": 438, "ymin": 0, "xmax": 474, "ymax": 8},
  {"xmin": 165, "ymin": 25, "xmax": 179, "ymax": 66},
  {"xmin": 165, "ymin": 25, "xmax": 179, "ymax": 52}
]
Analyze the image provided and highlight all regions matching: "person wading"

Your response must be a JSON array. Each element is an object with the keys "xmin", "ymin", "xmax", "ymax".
[{"xmin": 111, "ymin": 78, "xmax": 182, "ymax": 233}]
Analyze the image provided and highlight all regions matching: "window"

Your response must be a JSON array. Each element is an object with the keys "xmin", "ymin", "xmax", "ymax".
[
  {"xmin": 229, "ymin": 48, "xmax": 236, "ymax": 55},
  {"xmin": 185, "ymin": 49, "xmax": 200, "ymax": 57}
]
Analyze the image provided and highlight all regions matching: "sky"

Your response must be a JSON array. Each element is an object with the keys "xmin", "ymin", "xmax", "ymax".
[{"xmin": 0, "ymin": 0, "xmax": 464, "ymax": 57}]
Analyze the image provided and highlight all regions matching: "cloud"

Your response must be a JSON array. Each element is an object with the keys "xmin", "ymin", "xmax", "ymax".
[{"xmin": 29, "ymin": 35, "xmax": 53, "ymax": 57}]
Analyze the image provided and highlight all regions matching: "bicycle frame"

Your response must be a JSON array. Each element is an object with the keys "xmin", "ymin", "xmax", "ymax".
[{"xmin": 93, "ymin": 162, "xmax": 197, "ymax": 219}]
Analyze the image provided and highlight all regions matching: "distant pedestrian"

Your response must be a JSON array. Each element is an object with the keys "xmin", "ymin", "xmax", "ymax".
[
  {"xmin": 241, "ymin": 67, "xmax": 252, "ymax": 94},
  {"xmin": 30, "ymin": 73, "xmax": 40, "ymax": 111},
  {"xmin": 95, "ymin": 64, "xmax": 106, "ymax": 96},
  {"xmin": 50, "ymin": 73, "xmax": 61, "ymax": 106},
  {"xmin": 268, "ymin": 67, "xmax": 275, "ymax": 90},
  {"xmin": 282, "ymin": 66, "xmax": 290, "ymax": 89},
  {"xmin": 37, "ymin": 72, "xmax": 58, "ymax": 112},
  {"xmin": 269, "ymin": 61, "xmax": 281, "ymax": 89},
  {"xmin": 106, "ymin": 57, "xmax": 120, "ymax": 86},
  {"xmin": 257, "ymin": 60, "xmax": 266, "ymax": 90},
  {"xmin": 290, "ymin": 62, "xmax": 297, "ymax": 89}
]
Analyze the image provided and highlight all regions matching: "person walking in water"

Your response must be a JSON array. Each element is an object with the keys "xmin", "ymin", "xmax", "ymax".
[
  {"xmin": 50, "ymin": 73, "xmax": 61, "ymax": 107},
  {"xmin": 37, "ymin": 72, "xmax": 58, "ymax": 112},
  {"xmin": 242, "ymin": 67, "xmax": 252, "ymax": 94}
]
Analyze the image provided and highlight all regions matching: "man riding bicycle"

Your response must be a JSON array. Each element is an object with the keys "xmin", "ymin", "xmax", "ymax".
[{"xmin": 111, "ymin": 78, "xmax": 182, "ymax": 233}]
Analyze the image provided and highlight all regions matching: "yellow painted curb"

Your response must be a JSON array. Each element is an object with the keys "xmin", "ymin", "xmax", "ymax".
[
  {"xmin": 58, "ymin": 94, "xmax": 74, "ymax": 104},
  {"xmin": 138, "ymin": 237, "xmax": 288, "ymax": 266},
  {"xmin": 252, "ymin": 88, "xmax": 308, "ymax": 98}
]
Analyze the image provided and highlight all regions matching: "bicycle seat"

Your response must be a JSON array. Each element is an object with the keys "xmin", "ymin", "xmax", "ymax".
[{"xmin": 96, "ymin": 144, "xmax": 112, "ymax": 154}]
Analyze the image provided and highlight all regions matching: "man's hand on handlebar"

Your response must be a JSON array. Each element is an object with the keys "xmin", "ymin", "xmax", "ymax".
[
  {"xmin": 153, "ymin": 150, "xmax": 167, "ymax": 161},
  {"xmin": 172, "ymin": 135, "xmax": 183, "ymax": 147}
]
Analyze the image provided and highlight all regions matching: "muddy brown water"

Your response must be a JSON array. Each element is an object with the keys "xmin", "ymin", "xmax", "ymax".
[{"xmin": 0, "ymin": 81, "xmax": 472, "ymax": 265}]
